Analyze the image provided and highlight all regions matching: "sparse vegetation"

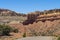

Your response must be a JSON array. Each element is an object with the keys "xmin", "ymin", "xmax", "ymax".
[
  {"xmin": 23, "ymin": 33, "xmax": 26, "ymax": 37},
  {"xmin": 57, "ymin": 37, "xmax": 60, "ymax": 40},
  {"xmin": 13, "ymin": 29, "xmax": 18, "ymax": 33},
  {"xmin": 0, "ymin": 24, "xmax": 18, "ymax": 36}
]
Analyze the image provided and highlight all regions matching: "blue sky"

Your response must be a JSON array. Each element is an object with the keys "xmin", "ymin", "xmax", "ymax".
[{"xmin": 0, "ymin": 0, "xmax": 60, "ymax": 14}]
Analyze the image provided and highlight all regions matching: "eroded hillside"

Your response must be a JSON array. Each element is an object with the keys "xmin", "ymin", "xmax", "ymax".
[
  {"xmin": 23, "ymin": 9, "xmax": 60, "ymax": 36},
  {"xmin": 0, "ymin": 8, "xmax": 27, "ymax": 24}
]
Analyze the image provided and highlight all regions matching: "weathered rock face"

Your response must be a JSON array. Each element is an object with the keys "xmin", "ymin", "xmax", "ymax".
[
  {"xmin": 23, "ymin": 9, "xmax": 60, "ymax": 25},
  {"xmin": 22, "ymin": 9, "xmax": 60, "ymax": 36},
  {"xmin": 25, "ymin": 19, "xmax": 60, "ymax": 36}
]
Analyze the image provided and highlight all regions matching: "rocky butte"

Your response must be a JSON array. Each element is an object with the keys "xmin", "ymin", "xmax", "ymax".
[{"xmin": 23, "ymin": 9, "xmax": 60, "ymax": 36}]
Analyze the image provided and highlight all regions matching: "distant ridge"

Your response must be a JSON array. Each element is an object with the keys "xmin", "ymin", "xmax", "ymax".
[{"xmin": 0, "ymin": 8, "xmax": 26, "ymax": 16}]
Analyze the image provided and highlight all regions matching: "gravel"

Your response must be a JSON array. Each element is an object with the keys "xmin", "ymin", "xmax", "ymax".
[{"xmin": 17, "ymin": 36, "xmax": 57, "ymax": 40}]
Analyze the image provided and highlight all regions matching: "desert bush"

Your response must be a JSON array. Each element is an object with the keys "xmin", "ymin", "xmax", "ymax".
[
  {"xmin": 57, "ymin": 37, "xmax": 60, "ymax": 40},
  {"xmin": 23, "ymin": 33, "xmax": 26, "ymax": 37},
  {"xmin": 0, "ymin": 24, "xmax": 18, "ymax": 36},
  {"xmin": 13, "ymin": 29, "xmax": 18, "ymax": 33}
]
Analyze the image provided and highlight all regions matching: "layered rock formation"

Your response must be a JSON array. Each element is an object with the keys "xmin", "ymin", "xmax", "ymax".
[
  {"xmin": 23, "ymin": 9, "xmax": 60, "ymax": 36},
  {"xmin": 23, "ymin": 9, "xmax": 60, "ymax": 25}
]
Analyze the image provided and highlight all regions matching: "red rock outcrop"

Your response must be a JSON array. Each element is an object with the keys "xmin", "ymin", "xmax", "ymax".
[{"xmin": 22, "ymin": 9, "xmax": 60, "ymax": 36}]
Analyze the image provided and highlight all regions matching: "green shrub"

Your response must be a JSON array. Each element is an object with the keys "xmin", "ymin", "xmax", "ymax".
[
  {"xmin": 13, "ymin": 29, "xmax": 18, "ymax": 33},
  {"xmin": 23, "ymin": 33, "xmax": 26, "ymax": 37},
  {"xmin": 0, "ymin": 24, "xmax": 18, "ymax": 36},
  {"xmin": 57, "ymin": 37, "xmax": 60, "ymax": 40}
]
